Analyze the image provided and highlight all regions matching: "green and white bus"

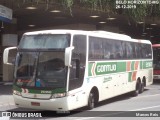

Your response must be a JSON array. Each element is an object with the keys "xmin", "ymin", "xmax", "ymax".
[{"xmin": 3, "ymin": 30, "xmax": 153, "ymax": 111}]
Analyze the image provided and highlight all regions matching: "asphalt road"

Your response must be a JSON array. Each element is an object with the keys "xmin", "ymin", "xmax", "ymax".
[{"xmin": 1, "ymin": 81, "xmax": 160, "ymax": 120}]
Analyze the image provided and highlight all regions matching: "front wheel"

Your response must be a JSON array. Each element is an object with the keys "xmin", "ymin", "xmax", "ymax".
[{"xmin": 87, "ymin": 92, "xmax": 95, "ymax": 110}]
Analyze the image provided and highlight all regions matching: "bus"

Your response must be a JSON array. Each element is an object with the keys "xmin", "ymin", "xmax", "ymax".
[
  {"xmin": 152, "ymin": 44, "xmax": 160, "ymax": 80},
  {"xmin": 3, "ymin": 30, "xmax": 153, "ymax": 111}
]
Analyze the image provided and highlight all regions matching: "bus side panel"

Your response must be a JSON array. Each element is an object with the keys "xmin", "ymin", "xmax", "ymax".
[
  {"xmin": 92, "ymin": 60, "xmax": 153, "ymax": 102},
  {"xmin": 136, "ymin": 69, "xmax": 153, "ymax": 86},
  {"xmin": 99, "ymin": 73, "xmax": 136, "ymax": 101},
  {"xmin": 67, "ymin": 86, "xmax": 88, "ymax": 110},
  {"xmin": 136, "ymin": 60, "xmax": 153, "ymax": 86}
]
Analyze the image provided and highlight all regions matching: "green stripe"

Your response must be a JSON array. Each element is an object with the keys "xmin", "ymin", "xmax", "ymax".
[
  {"xmin": 140, "ymin": 61, "xmax": 143, "ymax": 69},
  {"xmin": 131, "ymin": 61, "xmax": 135, "ymax": 71},
  {"xmin": 29, "ymin": 88, "xmax": 66, "ymax": 94},
  {"xmin": 88, "ymin": 62, "xmax": 94, "ymax": 76},
  {"xmin": 117, "ymin": 62, "xmax": 126, "ymax": 72},
  {"xmin": 128, "ymin": 72, "xmax": 132, "ymax": 82},
  {"xmin": 143, "ymin": 61, "xmax": 152, "ymax": 69},
  {"xmin": 13, "ymin": 85, "xmax": 22, "ymax": 92},
  {"xmin": 13, "ymin": 85, "xmax": 66, "ymax": 94},
  {"xmin": 88, "ymin": 60, "xmax": 153, "ymax": 77}
]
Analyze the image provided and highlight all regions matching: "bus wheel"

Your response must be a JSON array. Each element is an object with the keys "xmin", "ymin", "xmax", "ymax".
[
  {"xmin": 132, "ymin": 80, "xmax": 141, "ymax": 96},
  {"xmin": 139, "ymin": 82, "xmax": 145, "ymax": 93},
  {"xmin": 87, "ymin": 92, "xmax": 95, "ymax": 110}
]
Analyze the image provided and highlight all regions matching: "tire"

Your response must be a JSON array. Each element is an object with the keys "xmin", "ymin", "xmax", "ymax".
[
  {"xmin": 87, "ymin": 92, "xmax": 95, "ymax": 110},
  {"xmin": 131, "ymin": 81, "xmax": 141, "ymax": 96},
  {"xmin": 139, "ymin": 82, "xmax": 144, "ymax": 93}
]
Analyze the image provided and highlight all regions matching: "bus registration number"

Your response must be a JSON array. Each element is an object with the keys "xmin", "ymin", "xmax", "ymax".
[{"xmin": 31, "ymin": 102, "xmax": 40, "ymax": 106}]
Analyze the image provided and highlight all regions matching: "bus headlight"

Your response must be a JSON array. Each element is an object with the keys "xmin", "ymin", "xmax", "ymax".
[
  {"xmin": 52, "ymin": 93, "xmax": 66, "ymax": 98},
  {"xmin": 13, "ymin": 90, "xmax": 22, "ymax": 96}
]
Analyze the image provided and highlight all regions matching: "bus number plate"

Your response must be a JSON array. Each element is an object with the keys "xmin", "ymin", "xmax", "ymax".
[
  {"xmin": 31, "ymin": 102, "xmax": 40, "ymax": 106},
  {"xmin": 154, "ymin": 76, "xmax": 159, "ymax": 79}
]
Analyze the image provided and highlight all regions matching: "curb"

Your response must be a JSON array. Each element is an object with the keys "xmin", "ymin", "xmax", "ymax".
[{"xmin": 0, "ymin": 82, "xmax": 13, "ymax": 85}]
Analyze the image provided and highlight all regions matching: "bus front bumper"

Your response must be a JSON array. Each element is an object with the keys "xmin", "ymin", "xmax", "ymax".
[{"xmin": 13, "ymin": 94, "xmax": 69, "ymax": 111}]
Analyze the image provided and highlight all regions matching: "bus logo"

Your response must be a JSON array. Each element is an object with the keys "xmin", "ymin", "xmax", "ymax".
[
  {"xmin": 2, "ymin": 112, "xmax": 11, "ymax": 117},
  {"xmin": 97, "ymin": 64, "xmax": 117, "ymax": 73},
  {"xmin": 89, "ymin": 62, "xmax": 117, "ymax": 76}
]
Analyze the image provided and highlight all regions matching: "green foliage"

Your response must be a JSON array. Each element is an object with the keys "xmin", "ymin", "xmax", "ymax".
[
  {"xmin": 62, "ymin": 0, "xmax": 73, "ymax": 8},
  {"xmin": 125, "ymin": 4, "xmax": 148, "ymax": 22},
  {"xmin": 123, "ymin": 0, "xmax": 160, "ymax": 22},
  {"xmin": 79, "ymin": 0, "xmax": 115, "ymax": 12},
  {"xmin": 63, "ymin": 0, "xmax": 160, "ymax": 21},
  {"xmin": 16, "ymin": 0, "xmax": 160, "ymax": 22}
]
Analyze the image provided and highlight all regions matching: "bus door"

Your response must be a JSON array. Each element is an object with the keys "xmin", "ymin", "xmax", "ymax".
[{"xmin": 68, "ymin": 35, "xmax": 87, "ymax": 108}]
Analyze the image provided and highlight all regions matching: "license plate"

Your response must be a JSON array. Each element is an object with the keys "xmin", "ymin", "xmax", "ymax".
[
  {"xmin": 154, "ymin": 76, "xmax": 159, "ymax": 79},
  {"xmin": 31, "ymin": 102, "xmax": 40, "ymax": 106}
]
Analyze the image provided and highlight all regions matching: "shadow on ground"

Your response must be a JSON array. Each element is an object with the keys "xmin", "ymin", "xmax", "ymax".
[{"xmin": 0, "ymin": 84, "xmax": 12, "ymax": 95}]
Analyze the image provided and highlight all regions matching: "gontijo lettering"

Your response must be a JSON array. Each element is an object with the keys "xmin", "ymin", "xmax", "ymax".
[{"xmin": 97, "ymin": 64, "xmax": 117, "ymax": 73}]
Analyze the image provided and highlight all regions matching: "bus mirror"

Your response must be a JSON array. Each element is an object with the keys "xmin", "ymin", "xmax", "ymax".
[
  {"xmin": 3, "ymin": 47, "xmax": 17, "ymax": 65},
  {"xmin": 65, "ymin": 46, "xmax": 74, "ymax": 67}
]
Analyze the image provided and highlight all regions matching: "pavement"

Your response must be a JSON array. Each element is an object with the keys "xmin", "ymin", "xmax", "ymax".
[
  {"xmin": 0, "ymin": 81, "xmax": 13, "ymax": 86},
  {"xmin": 0, "ymin": 82, "xmax": 14, "ymax": 111}
]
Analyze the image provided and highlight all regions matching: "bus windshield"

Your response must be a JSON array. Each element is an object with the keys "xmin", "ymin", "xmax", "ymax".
[
  {"xmin": 14, "ymin": 34, "xmax": 70, "ymax": 89},
  {"xmin": 19, "ymin": 34, "xmax": 70, "ymax": 49},
  {"xmin": 15, "ymin": 51, "xmax": 67, "ymax": 89}
]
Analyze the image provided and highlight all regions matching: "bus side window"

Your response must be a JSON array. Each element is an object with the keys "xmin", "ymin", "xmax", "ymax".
[
  {"xmin": 121, "ymin": 42, "xmax": 127, "ymax": 59},
  {"xmin": 103, "ymin": 39, "xmax": 114, "ymax": 60},
  {"xmin": 126, "ymin": 42, "xmax": 131, "ymax": 58},
  {"xmin": 142, "ymin": 44, "xmax": 152, "ymax": 58},
  {"xmin": 134, "ymin": 43, "xmax": 139, "ymax": 58},
  {"xmin": 114, "ymin": 41, "xmax": 123, "ymax": 59},
  {"xmin": 138, "ymin": 44, "xmax": 143, "ymax": 58},
  {"xmin": 103, "ymin": 40, "xmax": 111, "ymax": 59},
  {"xmin": 131, "ymin": 43, "xmax": 137, "ymax": 58}
]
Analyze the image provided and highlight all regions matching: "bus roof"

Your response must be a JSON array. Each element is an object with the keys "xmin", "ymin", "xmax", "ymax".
[
  {"xmin": 90, "ymin": 30, "xmax": 131, "ymax": 41},
  {"xmin": 24, "ymin": 29, "xmax": 131, "ymax": 40},
  {"xmin": 132, "ymin": 39, "xmax": 152, "ymax": 44},
  {"xmin": 23, "ymin": 29, "xmax": 151, "ymax": 44}
]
